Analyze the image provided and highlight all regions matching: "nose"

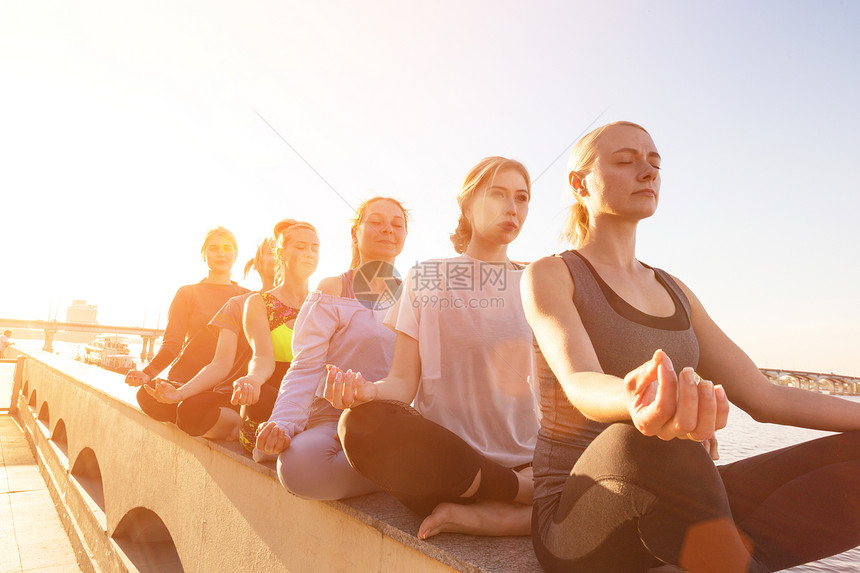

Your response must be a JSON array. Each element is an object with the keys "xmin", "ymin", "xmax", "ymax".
[
  {"xmin": 639, "ymin": 160, "xmax": 659, "ymax": 182},
  {"xmin": 378, "ymin": 220, "xmax": 394, "ymax": 236}
]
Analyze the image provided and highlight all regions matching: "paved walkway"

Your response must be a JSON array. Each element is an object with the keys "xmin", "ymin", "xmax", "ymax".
[{"xmin": 1, "ymin": 362, "xmax": 83, "ymax": 573}]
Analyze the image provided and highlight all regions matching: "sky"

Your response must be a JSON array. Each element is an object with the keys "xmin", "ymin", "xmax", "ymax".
[{"xmin": 1, "ymin": 1, "xmax": 859, "ymax": 375}]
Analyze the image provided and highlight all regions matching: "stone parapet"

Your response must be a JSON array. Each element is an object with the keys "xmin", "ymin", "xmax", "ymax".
[{"xmin": 8, "ymin": 347, "xmax": 538, "ymax": 572}]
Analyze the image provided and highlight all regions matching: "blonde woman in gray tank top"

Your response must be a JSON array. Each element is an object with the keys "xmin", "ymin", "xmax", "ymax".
[{"xmin": 522, "ymin": 121, "xmax": 860, "ymax": 572}]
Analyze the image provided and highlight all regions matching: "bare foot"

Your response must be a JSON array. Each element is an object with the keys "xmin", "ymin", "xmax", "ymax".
[{"xmin": 417, "ymin": 500, "xmax": 532, "ymax": 540}]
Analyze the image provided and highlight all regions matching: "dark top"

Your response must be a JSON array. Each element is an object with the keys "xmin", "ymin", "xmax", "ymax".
[
  {"xmin": 533, "ymin": 250, "xmax": 700, "ymax": 500},
  {"xmin": 142, "ymin": 280, "xmax": 251, "ymax": 382}
]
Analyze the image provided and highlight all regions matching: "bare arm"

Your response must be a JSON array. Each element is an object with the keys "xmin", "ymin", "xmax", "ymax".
[
  {"xmin": 522, "ymin": 257, "xmax": 629, "ymax": 421},
  {"xmin": 679, "ymin": 277, "xmax": 860, "ymax": 431},
  {"xmin": 175, "ymin": 329, "xmax": 238, "ymax": 398},
  {"xmin": 522, "ymin": 257, "xmax": 727, "ymax": 441},
  {"xmin": 232, "ymin": 294, "xmax": 274, "ymax": 405}
]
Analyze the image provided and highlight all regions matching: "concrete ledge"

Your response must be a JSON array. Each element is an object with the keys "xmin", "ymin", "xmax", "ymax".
[{"xmin": 10, "ymin": 348, "xmax": 540, "ymax": 573}]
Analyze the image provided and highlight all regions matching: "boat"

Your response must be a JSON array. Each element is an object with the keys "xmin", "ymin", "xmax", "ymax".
[{"xmin": 78, "ymin": 335, "xmax": 136, "ymax": 374}]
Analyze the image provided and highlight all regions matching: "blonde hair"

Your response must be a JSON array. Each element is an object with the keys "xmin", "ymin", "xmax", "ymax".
[
  {"xmin": 350, "ymin": 197, "xmax": 410, "ymax": 269},
  {"xmin": 564, "ymin": 121, "xmax": 650, "ymax": 247},
  {"xmin": 274, "ymin": 219, "xmax": 318, "ymax": 255},
  {"xmin": 243, "ymin": 236, "xmax": 276, "ymax": 279},
  {"xmin": 450, "ymin": 157, "xmax": 531, "ymax": 254},
  {"xmin": 201, "ymin": 226, "xmax": 238, "ymax": 254}
]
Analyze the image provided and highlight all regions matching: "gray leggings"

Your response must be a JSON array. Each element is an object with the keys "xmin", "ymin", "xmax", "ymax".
[
  {"xmin": 276, "ymin": 400, "xmax": 379, "ymax": 501},
  {"xmin": 533, "ymin": 423, "xmax": 860, "ymax": 572}
]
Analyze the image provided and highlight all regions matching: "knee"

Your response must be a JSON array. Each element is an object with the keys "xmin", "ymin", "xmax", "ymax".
[
  {"xmin": 277, "ymin": 448, "xmax": 336, "ymax": 499},
  {"xmin": 604, "ymin": 423, "xmax": 704, "ymax": 459},
  {"xmin": 594, "ymin": 423, "xmax": 715, "ymax": 481},
  {"xmin": 277, "ymin": 449, "xmax": 313, "ymax": 497},
  {"xmin": 175, "ymin": 400, "xmax": 218, "ymax": 436},
  {"xmin": 135, "ymin": 386, "xmax": 176, "ymax": 422},
  {"xmin": 337, "ymin": 402, "xmax": 389, "ymax": 450}
]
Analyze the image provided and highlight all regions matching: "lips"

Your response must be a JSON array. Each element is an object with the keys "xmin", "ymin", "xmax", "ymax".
[
  {"xmin": 634, "ymin": 189, "xmax": 657, "ymax": 199},
  {"xmin": 498, "ymin": 222, "xmax": 519, "ymax": 232}
]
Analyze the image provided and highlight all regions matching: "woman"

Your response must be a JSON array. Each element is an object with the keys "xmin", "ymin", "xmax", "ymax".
[
  {"xmin": 126, "ymin": 227, "xmax": 250, "ymax": 388},
  {"xmin": 244, "ymin": 236, "xmax": 279, "ymax": 292},
  {"xmin": 522, "ymin": 121, "xmax": 860, "ymax": 572},
  {"xmin": 140, "ymin": 236, "xmax": 278, "ymax": 439},
  {"xmin": 325, "ymin": 157, "xmax": 539, "ymax": 539},
  {"xmin": 254, "ymin": 197, "xmax": 409, "ymax": 500},
  {"xmin": 232, "ymin": 220, "xmax": 319, "ymax": 452}
]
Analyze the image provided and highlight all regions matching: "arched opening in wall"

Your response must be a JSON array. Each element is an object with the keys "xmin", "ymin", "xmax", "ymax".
[
  {"xmin": 50, "ymin": 418, "xmax": 69, "ymax": 460},
  {"xmin": 71, "ymin": 447, "xmax": 106, "ymax": 513},
  {"xmin": 28, "ymin": 389, "xmax": 36, "ymax": 408},
  {"xmin": 37, "ymin": 402, "xmax": 49, "ymax": 425},
  {"xmin": 22, "ymin": 379, "xmax": 29, "ymax": 397},
  {"xmin": 112, "ymin": 508, "xmax": 183, "ymax": 573}
]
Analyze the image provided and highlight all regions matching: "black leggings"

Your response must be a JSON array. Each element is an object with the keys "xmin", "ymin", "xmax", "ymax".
[
  {"xmin": 136, "ymin": 381, "xmax": 277, "ymax": 436},
  {"xmin": 533, "ymin": 423, "xmax": 860, "ymax": 572},
  {"xmin": 338, "ymin": 400, "xmax": 520, "ymax": 516},
  {"xmin": 136, "ymin": 384, "xmax": 235, "ymax": 436}
]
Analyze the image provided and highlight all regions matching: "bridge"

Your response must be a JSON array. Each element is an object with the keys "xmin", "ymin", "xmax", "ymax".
[
  {"xmin": 760, "ymin": 368, "xmax": 860, "ymax": 395},
  {"xmin": 0, "ymin": 318, "xmax": 163, "ymax": 361}
]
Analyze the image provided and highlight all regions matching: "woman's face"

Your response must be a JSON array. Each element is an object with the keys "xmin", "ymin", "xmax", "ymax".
[
  {"xmin": 259, "ymin": 248, "xmax": 277, "ymax": 282},
  {"xmin": 583, "ymin": 125, "xmax": 661, "ymax": 220},
  {"xmin": 203, "ymin": 235, "xmax": 237, "ymax": 273},
  {"xmin": 467, "ymin": 168, "xmax": 530, "ymax": 247},
  {"xmin": 280, "ymin": 227, "xmax": 320, "ymax": 280},
  {"xmin": 354, "ymin": 200, "xmax": 408, "ymax": 262}
]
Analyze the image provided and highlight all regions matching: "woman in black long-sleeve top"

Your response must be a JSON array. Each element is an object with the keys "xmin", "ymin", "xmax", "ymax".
[{"xmin": 124, "ymin": 226, "xmax": 249, "ymax": 388}]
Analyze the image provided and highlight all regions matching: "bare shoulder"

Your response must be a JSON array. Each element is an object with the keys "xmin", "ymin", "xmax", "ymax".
[
  {"xmin": 244, "ymin": 292, "xmax": 265, "ymax": 312},
  {"xmin": 522, "ymin": 255, "xmax": 574, "ymax": 314},
  {"xmin": 524, "ymin": 255, "xmax": 569, "ymax": 282},
  {"xmin": 316, "ymin": 276, "xmax": 343, "ymax": 297},
  {"xmin": 524, "ymin": 255, "xmax": 573, "ymax": 293}
]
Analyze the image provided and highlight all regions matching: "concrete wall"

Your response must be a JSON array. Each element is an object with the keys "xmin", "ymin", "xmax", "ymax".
[{"xmin": 11, "ymin": 347, "xmax": 462, "ymax": 573}]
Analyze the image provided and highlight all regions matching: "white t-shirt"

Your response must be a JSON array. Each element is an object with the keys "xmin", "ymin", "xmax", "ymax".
[{"xmin": 385, "ymin": 255, "xmax": 539, "ymax": 467}]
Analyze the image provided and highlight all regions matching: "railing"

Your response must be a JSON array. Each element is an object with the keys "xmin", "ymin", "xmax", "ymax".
[
  {"xmin": 6, "ymin": 347, "xmax": 537, "ymax": 573},
  {"xmin": 760, "ymin": 368, "xmax": 860, "ymax": 395}
]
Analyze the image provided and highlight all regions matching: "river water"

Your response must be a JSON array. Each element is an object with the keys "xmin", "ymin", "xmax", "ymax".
[{"xmin": 18, "ymin": 340, "xmax": 860, "ymax": 571}]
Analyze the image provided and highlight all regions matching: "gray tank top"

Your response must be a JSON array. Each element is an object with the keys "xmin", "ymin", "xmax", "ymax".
[{"xmin": 533, "ymin": 250, "xmax": 700, "ymax": 500}]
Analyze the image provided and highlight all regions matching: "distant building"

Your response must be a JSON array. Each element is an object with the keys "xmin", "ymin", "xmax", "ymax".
[
  {"xmin": 58, "ymin": 300, "xmax": 98, "ymax": 343},
  {"xmin": 66, "ymin": 300, "xmax": 98, "ymax": 324}
]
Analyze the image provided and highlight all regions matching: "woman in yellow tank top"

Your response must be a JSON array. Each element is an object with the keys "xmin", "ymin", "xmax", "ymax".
[{"xmin": 232, "ymin": 220, "xmax": 320, "ymax": 451}]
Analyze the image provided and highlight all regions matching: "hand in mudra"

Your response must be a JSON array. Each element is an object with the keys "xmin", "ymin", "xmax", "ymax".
[
  {"xmin": 323, "ymin": 365, "xmax": 377, "ymax": 409},
  {"xmin": 143, "ymin": 379, "xmax": 183, "ymax": 404},
  {"xmin": 625, "ymin": 349, "xmax": 729, "ymax": 442},
  {"xmin": 255, "ymin": 421, "xmax": 291, "ymax": 455}
]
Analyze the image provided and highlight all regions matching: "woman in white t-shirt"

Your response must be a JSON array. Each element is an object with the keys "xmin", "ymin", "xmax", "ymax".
[{"xmin": 325, "ymin": 157, "xmax": 539, "ymax": 539}]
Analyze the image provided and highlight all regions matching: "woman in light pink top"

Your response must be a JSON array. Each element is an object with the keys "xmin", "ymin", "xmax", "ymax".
[
  {"xmin": 255, "ymin": 197, "xmax": 410, "ymax": 500},
  {"xmin": 325, "ymin": 158, "xmax": 540, "ymax": 539}
]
